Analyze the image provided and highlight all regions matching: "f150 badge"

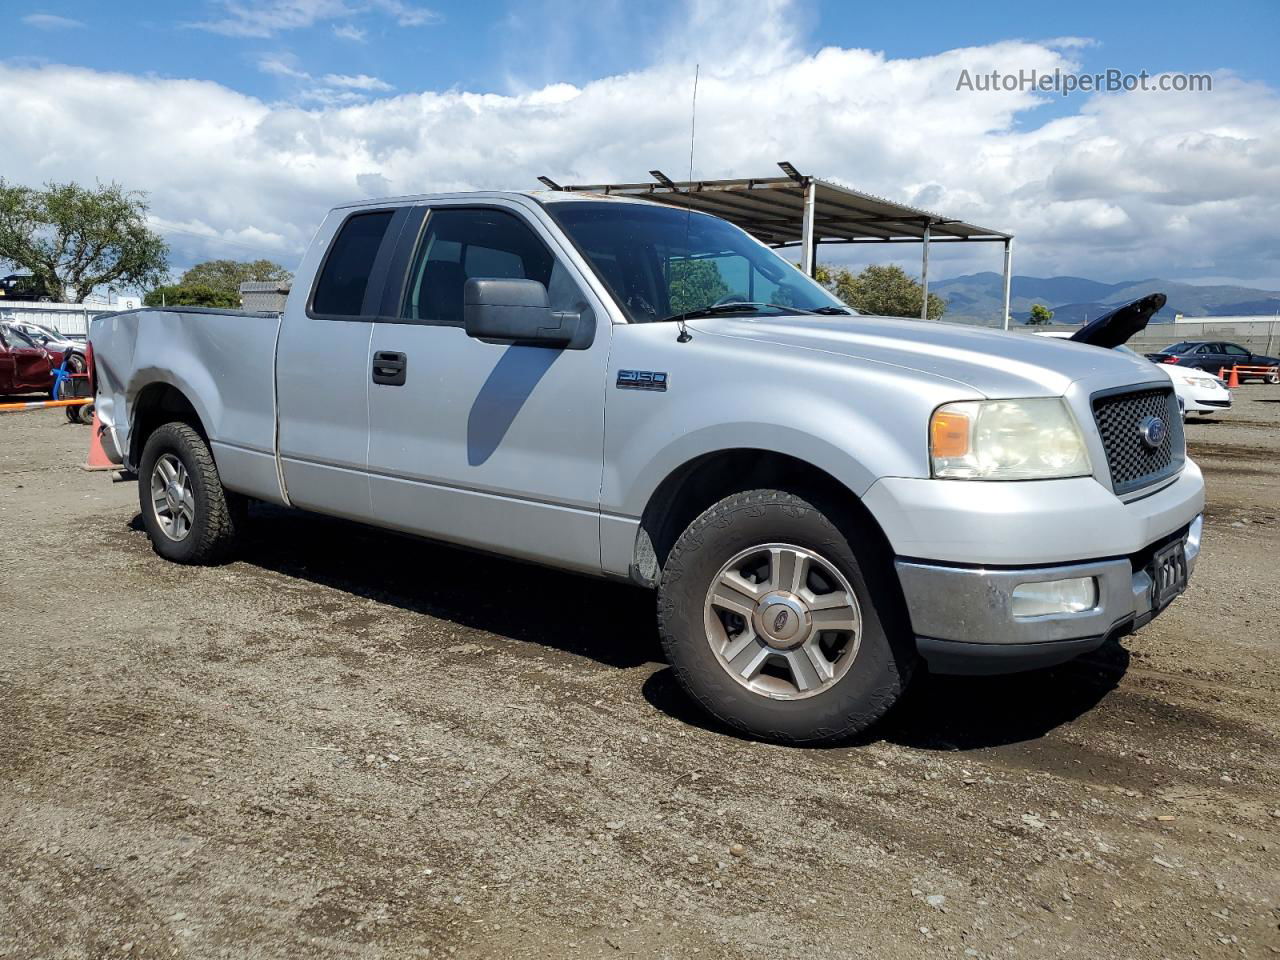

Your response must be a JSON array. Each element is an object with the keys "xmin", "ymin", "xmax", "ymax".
[{"xmin": 617, "ymin": 370, "xmax": 669, "ymax": 392}]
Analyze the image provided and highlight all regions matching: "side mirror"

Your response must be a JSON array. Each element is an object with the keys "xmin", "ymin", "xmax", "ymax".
[{"xmin": 463, "ymin": 278, "xmax": 582, "ymax": 348}]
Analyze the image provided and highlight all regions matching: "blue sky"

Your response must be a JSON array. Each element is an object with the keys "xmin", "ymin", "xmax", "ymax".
[
  {"xmin": 6, "ymin": 0, "xmax": 1280, "ymax": 291},
  {"xmin": 16, "ymin": 0, "xmax": 1278, "ymax": 108}
]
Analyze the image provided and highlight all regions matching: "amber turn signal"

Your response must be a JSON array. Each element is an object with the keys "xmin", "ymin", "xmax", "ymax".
[{"xmin": 930, "ymin": 410, "xmax": 970, "ymax": 458}]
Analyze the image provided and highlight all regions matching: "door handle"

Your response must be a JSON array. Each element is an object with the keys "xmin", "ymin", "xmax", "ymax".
[{"xmin": 372, "ymin": 351, "xmax": 407, "ymax": 386}]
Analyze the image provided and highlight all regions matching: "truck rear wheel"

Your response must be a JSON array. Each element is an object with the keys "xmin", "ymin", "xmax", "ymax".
[
  {"xmin": 138, "ymin": 421, "xmax": 243, "ymax": 565},
  {"xmin": 657, "ymin": 488, "xmax": 915, "ymax": 745}
]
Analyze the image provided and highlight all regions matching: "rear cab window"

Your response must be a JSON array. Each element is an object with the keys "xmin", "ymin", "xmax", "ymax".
[{"xmin": 310, "ymin": 210, "xmax": 396, "ymax": 318}]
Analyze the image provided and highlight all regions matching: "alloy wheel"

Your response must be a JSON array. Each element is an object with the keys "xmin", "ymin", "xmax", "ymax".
[
  {"xmin": 150, "ymin": 453, "xmax": 195, "ymax": 541},
  {"xmin": 703, "ymin": 543, "xmax": 862, "ymax": 700}
]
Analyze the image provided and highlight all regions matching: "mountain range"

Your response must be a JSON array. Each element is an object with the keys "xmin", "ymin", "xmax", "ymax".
[{"xmin": 932, "ymin": 273, "xmax": 1280, "ymax": 325}]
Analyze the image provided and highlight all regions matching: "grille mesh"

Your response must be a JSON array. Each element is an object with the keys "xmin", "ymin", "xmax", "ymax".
[{"xmin": 1092, "ymin": 387, "xmax": 1181, "ymax": 494}]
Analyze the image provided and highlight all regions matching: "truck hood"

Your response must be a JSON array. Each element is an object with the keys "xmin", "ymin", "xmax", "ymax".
[{"xmin": 689, "ymin": 312, "xmax": 1159, "ymax": 398}]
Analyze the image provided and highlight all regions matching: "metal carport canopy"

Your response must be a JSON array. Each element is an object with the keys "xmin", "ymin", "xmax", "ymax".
[{"xmin": 538, "ymin": 162, "xmax": 1015, "ymax": 328}]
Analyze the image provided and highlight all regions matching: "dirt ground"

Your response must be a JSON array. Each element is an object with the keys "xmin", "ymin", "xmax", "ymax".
[{"xmin": 2, "ymin": 388, "xmax": 1278, "ymax": 960}]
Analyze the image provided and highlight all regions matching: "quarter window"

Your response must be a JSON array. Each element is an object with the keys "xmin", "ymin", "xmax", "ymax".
[{"xmin": 311, "ymin": 210, "xmax": 394, "ymax": 318}]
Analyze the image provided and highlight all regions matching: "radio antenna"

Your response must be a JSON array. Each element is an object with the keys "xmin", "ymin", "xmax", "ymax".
[{"xmin": 676, "ymin": 63, "xmax": 699, "ymax": 344}]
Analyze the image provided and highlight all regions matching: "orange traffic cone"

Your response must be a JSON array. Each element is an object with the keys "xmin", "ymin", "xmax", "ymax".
[
  {"xmin": 82, "ymin": 409, "xmax": 115, "ymax": 471},
  {"xmin": 1227, "ymin": 366, "xmax": 1240, "ymax": 389}
]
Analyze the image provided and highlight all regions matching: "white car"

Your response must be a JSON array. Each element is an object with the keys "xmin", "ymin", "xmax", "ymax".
[
  {"xmin": 1034, "ymin": 333, "xmax": 1231, "ymax": 419},
  {"xmin": 1115, "ymin": 345, "xmax": 1231, "ymax": 418}
]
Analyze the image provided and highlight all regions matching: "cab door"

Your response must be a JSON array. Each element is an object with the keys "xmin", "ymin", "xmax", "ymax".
[
  {"xmin": 365, "ymin": 200, "xmax": 613, "ymax": 574},
  {"xmin": 275, "ymin": 205, "xmax": 416, "ymax": 522}
]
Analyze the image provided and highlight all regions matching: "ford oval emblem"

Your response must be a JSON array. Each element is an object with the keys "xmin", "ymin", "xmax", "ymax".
[
  {"xmin": 1139, "ymin": 415, "xmax": 1167, "ymax": 450},
  {"xmin": 773, "ymin": 609, "xmax": 790, "ymax": 633}
]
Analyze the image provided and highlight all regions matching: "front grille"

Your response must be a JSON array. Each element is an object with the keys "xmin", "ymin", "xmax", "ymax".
[{"xmin": 1092, "ymin": 386, "xmax": 1183, "ymax": 495}]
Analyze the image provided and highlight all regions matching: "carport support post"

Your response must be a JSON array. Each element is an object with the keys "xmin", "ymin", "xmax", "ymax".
[
  {"xmin": 919, "ymin": 222, "xmax": 931, "ymax": 320},
  {"xmin": 801, "ymin": 180, "xmax": 817, "ymax": 277},
  {"xmin": 1000, "ymin": 237, "xmax": 1014, "ymax": 331}
]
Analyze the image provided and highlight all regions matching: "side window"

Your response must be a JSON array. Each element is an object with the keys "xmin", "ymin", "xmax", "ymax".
[
  {"xmin": 1195, "ymin": 344, "xmax": 1213, "ymax": 354},
  {"xmin": 1223, "ymin": 343, "xmax": 1249, "ymax": 357},
  {"xmin": 5, "ymin": 326, "xmax": 36, "ymax": 348},
  {"xmin": 402, "ymin": 208, "xmax": 589, "ymax": 327},
  {"xmin": 311, "ymin": 210, "xmax": 395, "ymax": 318}
]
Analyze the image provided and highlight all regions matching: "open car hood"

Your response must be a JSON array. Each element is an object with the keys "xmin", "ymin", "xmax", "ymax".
[{"xmin": 1069, "ymin": 293, "xmax": 1167, "ymax": 349}]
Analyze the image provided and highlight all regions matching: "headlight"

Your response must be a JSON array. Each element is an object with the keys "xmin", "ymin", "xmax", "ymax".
[{"xmin": 930, "ymin": 398, "xmax": 1092, "ymax": 480}]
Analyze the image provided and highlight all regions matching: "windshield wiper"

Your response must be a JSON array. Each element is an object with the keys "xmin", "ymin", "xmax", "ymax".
[
  {"xmin": 809, "ymin": 305, "xmax": 854, "ymax": 315},
  {"xmin": 660, "ymin": 301, "xmax": 816, "ymax": 324}
]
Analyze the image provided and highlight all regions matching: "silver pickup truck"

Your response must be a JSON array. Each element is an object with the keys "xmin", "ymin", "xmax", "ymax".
[{"xmin": 90, "ymin": 192, "xmax": 1204, "ymax": 744}]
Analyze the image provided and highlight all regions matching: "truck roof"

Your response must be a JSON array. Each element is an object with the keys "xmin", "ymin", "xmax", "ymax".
[{"xmin": 330, "ymin": 190, "xmax": 662, "ymax": 211}]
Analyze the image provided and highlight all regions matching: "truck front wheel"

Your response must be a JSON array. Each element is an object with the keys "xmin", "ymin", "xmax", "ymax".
[
  {"xmin": 138, "ymin": 421, "xmax": 243, "ymax": 564},
  {"xmin": 657, "ymin": 488, "xmax": 915, "ymax": 745}
]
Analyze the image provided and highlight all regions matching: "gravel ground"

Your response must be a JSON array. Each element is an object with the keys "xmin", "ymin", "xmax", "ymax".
[{"xmin": 1, "ymin": 388, "xmax": 1278, "ymax": 960}]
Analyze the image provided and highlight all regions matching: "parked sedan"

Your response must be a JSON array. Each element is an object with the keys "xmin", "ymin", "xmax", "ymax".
[{"xmin": 1148, "ymin": 340, "xmax": 1280, "ymax": 383}]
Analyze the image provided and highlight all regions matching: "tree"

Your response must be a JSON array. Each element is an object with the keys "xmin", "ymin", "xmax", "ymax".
[
  {"xmin": 669, "ymin": 259, "xmax": 728, "ymax": 315},
  {"xmin": 179, "ymin": 259, "xmax": 292, "ymax": 298},
  {"xmin": 0, "ymin": 180, "xmax": 168, "ymax": 302},
  {"xmin": 143, "ymin": 283, "xmax": 240, "ymax": 309},
  {"xmin": 1027, "ymin": 303, "xmax": 1054, "ymax": 325},
  {"xmin": 810, "ymin": 263, "xmax": 946, "ymax": 320}
]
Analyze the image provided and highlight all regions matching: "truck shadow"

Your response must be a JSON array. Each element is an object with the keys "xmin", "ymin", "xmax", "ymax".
[
  {"xmin": 193, "ymin": 503, "xmax": 663, "ymax": 671},
  {"xmin": 148, "ymin": 503, "xmax": 1129, "ymax": 748},
  {"xmin": 640, "ymin": 641, "xmax": 1130, "ymax": 751}
]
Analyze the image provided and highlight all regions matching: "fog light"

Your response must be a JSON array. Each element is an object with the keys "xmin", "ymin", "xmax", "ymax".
[{"xmin": 1011, "ymin": 577, "xmax": 1097, "ymax": 618}]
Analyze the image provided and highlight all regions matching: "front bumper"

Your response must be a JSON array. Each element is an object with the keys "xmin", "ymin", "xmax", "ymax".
[
  {"xmin": 898, "ymin": 515, "xmax": 1201, "ymax": 675},
  {"xmin": 1184, "ymin": 391, "xmax": 1232, "ymax": 413}
]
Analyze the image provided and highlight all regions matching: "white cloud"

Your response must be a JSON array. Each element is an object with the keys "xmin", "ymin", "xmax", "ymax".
[
  {"xmin": 21, "ymin": 12, "xmax": 85, "ymax": 29},
  {"xmin": 369, "ymin": 0, "xmax": 439, "ymax": 26},
  {"xmin": 1043, "ymin": 36, "xmax": 1098, "ymax": 50},
  {"xmin": 321, "ymin": 73, "xmax": 393, "ymax": 91},
  {"xmin": 192, "ymin": 0, "xmax": 438, "ymax": 37},
  {"xmin": 193, "ymin": 0, "xmax": 351, "ymax": 37},
  {"xmin": 256, "ymin": 54, "xmax": 310, "ymax": 79},
  {"xmin": 332, "ymin": 23, "xmax": 367, "ymax": 41},
  {"xmin": 4, "ymin": 0, "xmax": 1277, "ymax": 288}
]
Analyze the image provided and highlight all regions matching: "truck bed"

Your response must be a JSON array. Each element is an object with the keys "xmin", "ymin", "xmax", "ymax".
[{"xmin": 91, "ymin": 306, "xmax": 285, "ymax": 502}]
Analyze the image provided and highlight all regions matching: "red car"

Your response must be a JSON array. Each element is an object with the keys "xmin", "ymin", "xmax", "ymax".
[{"xmin": 0, "ymin": 322, "xmax": 81, "ymax": 394}]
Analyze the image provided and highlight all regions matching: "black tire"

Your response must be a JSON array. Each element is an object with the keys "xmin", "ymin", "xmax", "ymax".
[
  {"xmin": 138, "ymin": 421, "xmax": 242, "ymax": 564},
  {"xmin": 657, "ymin": 488, "xmax": 916, "ymax": 745}
]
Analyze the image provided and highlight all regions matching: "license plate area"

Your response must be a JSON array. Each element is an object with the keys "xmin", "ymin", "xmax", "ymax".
[{"xmin": 1149, "ymin": 540, "xmax": 1188, "ymax": 612}]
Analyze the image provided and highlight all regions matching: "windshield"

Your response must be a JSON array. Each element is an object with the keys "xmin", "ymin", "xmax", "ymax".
[
  {"xmin": 1158, "ymin": 342, "xmax": 1195, "ymax": 354},
  {"xmin": 1, "ymin": 324, "xmax": 38, "ymax": 348},
  {"xmin": 544, "ymin": 201, "xmax": 851, "ymax": 323}
]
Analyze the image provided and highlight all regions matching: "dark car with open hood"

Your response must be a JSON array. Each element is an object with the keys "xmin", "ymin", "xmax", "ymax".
[{"xmin": 1146, "ymin": 340, "xmax": 1280, "ymax": 383}]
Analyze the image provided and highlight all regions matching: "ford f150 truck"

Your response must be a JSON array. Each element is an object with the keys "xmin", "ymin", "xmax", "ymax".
[{"xmin": 89, "ymin": 192, "xmax": 1204, "ymax": 744}]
